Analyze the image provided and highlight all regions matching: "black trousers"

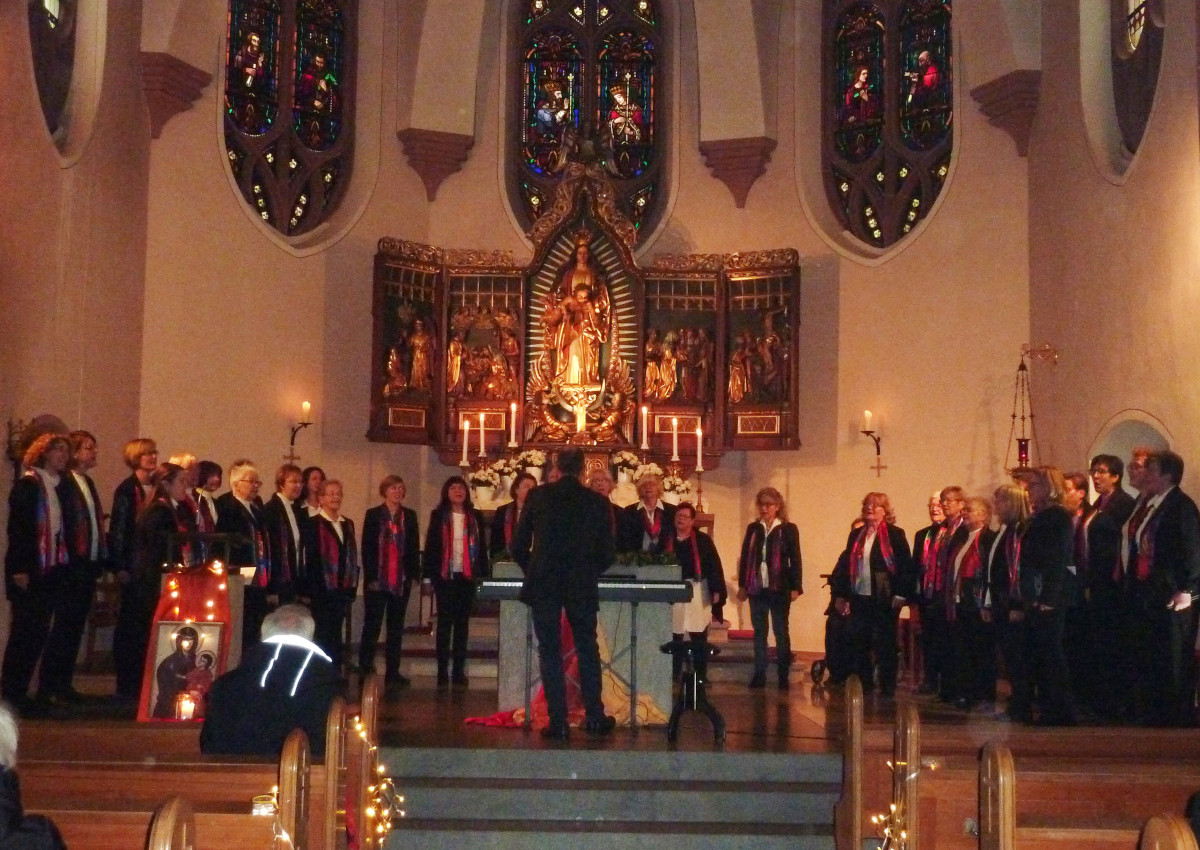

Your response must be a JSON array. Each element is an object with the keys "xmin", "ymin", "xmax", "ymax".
[
  {"xmin": 998, "ymin": 612, "xmax": 1031, "ymax": 720},
  {"xmin": 434, "ymin": 577, "xmax": 476, "ymax": 676},
  {"xmin": 531, "ymin": 596, "xmax": 605, "ymax": 728},
  {"xmin": 113, "ymin": 576, "xmax": 157, "ymax": 700},
  {"xmin": 312, "ymin": 591, "xmax": 353, "ymax": 670},
  {"xmin": 1, "ymin": 570, "xmax": 63, "ymax": 701},
  {"xmin": 748, "ymin": 590, "xmax": 792, "ymax": 677},
  {"xmin": 951, "ymin": 607, "xmax": 996, "ymax": 704},
  {"xmin": 845, "ymin": 595, "xmax": 898, "ymax": 694},
  {"xmin": 1085, "ymin": 582, "xmax": 1128, "ymax": 718},
  {"xmin": 242, "ymin": 587, "xmax": 270, "ymax": 651},
  {"xmin": 1027, "ymin": 607, "xmax": 1076, "ymax": 724},
  {"xmin": 360, "ymin": 584, "xmax": 412, "ymax": 677},
  {"xmin": 39, "ymin": 562, "xmax": 99, "ymax": 697},
  {"xmin": 919, "ymin": 600, "xmax": 949, "ymax": 694},
  {"xmin": 1126, "ymin": 586, "xmax": 1198, "ymax": 726}
]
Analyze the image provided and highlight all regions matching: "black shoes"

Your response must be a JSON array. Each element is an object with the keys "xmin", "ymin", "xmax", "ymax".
[
  {"xmin": 452, "ymin": 674, "xmax": 469, "ymax": 688},
  {"xmin": 748, "ymin": 672, "xmax": 766, "ymax": 689},
  {"xmin": 583, "ymin": 715, "xmax": 617, "ymax": 735},
  {"xmin": 778, "ymin": 674, "xmax": 790, "ymax": 691},
  {"xmin": 541, "ymin": 724, "xmax": 570, "ymax": 741},
  {"xmin": 436, "ymin": 671, "xmax": 450, "ymax": 687}
]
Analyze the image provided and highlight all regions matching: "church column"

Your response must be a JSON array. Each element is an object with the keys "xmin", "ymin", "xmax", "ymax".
[
  {"xmin": 694, "ymin": 0, "xmax": 775, "ymax": 208},
  {"xmin": 398, "ymin": 0, "xmax": 486, "ymax": 201}
]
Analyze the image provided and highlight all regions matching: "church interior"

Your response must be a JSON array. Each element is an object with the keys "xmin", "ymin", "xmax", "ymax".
[{"xmin": 3, "ymin": 0, "xmax": 1200, "ymax": 846}]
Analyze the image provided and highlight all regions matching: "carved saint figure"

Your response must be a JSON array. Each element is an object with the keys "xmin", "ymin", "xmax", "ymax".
[
  {"xmin": 499, "ymin": 328, "xmax": 521, "ymax": 381},
  {"xmin": 694, "ymin": 328, "xmax": 713, "ymax": 403},
  {"xmin": 676, "ymin": 328, "xmax": 694, "ymax": 401},
  {"xmin": 658, "ymin": 331, "xmax": 678, "ymax": 400},
  {"xmin": 384, "ymin": 347, "xmax": 407, "ymax": 398},
  {"xmin": 643, "ymin": 328, "xmax": 662, "ymax": 398},
  {"xmin": 407, "ymin": 318, "xmax": 434, "ymax": 392},
  {"xmin": 727, "ymin": 331, "xmax": 754, "ymax": 403},
  {"xmin": 757, "ymin": 313, "xmax": 786, "ymax": 401},
  {"xmin": 543, "ymin": 233, "xmax": 610, "ymax": 387},
  {"xmin": 447, "ymin": 331, "xmax": 465, "ymax": 396}
]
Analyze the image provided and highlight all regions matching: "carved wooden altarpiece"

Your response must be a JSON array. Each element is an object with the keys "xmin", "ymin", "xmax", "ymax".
[{"xmin": 369, "ymin": 159, "xmax": 801, "ymax": 472}]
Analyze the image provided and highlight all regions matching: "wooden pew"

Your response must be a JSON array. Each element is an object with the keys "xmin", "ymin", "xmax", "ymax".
[
  {"xmin": 147, "ymin": 797, "xmax": 195, "ymax": 850},
  {"xmin": 834, "ymin": 675, "xmax": 863, "ymax": 850},
  {"xmin": 1141, "ymin": 815, "xmax": 1200, "ymax": 850},
  {"xmin": 346, "ymin": 674, "xmax": 382, "ymax": 850},
  {"xmin": 979, "ymin": 742, "xmax": 1200, "ymax": 850},
  {"xmin": 33, "ymin": 727, "xmax": 309, "ymax": 850}
]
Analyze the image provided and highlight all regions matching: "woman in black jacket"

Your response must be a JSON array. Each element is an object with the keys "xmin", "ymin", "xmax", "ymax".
[
  {"xmin": 359, "ymin": 475, "xmax": 420, "ymax": 690},
  {"xmin": 736, "ymin": 487, "xmax": 803, "ymax": 689},
  {"xmin": 829, "ymin": 492, "xmax": 913, "ymax": 697},
  {"xmin": 1017, "ymin": 466, "xmax": 1077, "ymax": 725},
  {"xmin": 670, "ymin": 502, "xmax": 726, "ymax": 680},
  {"xmin": 423, "ymin": 476, "xmax": 488, "ymax": 686}
]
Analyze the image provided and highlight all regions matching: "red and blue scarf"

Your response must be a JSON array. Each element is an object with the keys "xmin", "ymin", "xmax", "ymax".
[
  {"xmin": 377, "ymin": 509, "xmax": 406, "ymax": 592},
  {"xmin": 317, "ymin": 518, "xmax": 358, "ymax": 590},
  {"xmin": 28, "ymin": 472, "xmax": 67, "ymax": 575},
  {"xmin": 439, "ymin": 509, "xmax": 480, "ymax": 580}
]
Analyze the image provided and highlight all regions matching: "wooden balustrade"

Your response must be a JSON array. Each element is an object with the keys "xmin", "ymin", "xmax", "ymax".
[{"xmin": 834, "ymin": 675, "xmax": 863, "ymax": 850}]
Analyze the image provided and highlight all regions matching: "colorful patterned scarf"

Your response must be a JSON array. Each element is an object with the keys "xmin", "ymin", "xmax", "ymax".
[
  {"xmin": 439, "ymin": 509, "xmax": 480, "ymax": 580},
  {"xmin": 741, "ymin": 523, "xmax": 784, "ymax": 595},
  {"xmin": 378, "ymin": 509, "xmax": 406, "ymax": 592},
  {"xmin": 28, "ymin": 472, "xmax": 67, "ymax": 575},
  {"xmin": 317, "ymin": 518, "xmax": 357, "ymax": 590}
]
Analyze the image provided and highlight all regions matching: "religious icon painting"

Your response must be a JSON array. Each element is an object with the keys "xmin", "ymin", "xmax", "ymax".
[{"xmin": 141, "ymin": 622, "xmax": 224, "ymax": 723}]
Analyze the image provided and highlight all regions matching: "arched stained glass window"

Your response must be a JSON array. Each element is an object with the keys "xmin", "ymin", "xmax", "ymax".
[
  {"xmin": 28, "ymin": 0, "xmax": 77, "ymax": 136},
  {"xmin": 824, "ymin": 0, "xmax": 952, "ymax": 248},
  {"xmin": 224, "ymin": 0, "xmax": 355, "ymax": 236},
  {"xmin": 514, "ymin": 0, "xmax": 665, "ymax": 239},
  {"xmin": 1112, "ymin": 0, "xmax": 1163, "ymax": 154}
]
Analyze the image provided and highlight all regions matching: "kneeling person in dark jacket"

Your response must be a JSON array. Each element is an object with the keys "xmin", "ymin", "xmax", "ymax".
[{"xmin": 200, "ymin": 604, "xmax": 341, "ymax": 758}]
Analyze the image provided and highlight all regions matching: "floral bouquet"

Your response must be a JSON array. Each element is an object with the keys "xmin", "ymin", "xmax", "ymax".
[
  {"xmin": 663, "ymin": 474, "xmax": 692, "ymax": 497},
  {"xmin": 490, "ymin": 457, "xmax": 516, "ymax": 478},
  {"xmin": 632, "ymin": 462, "xmax": 664, "ymax": 482},
  {"xmin": 610, "ymin": 450, "xmax": 641, "ymax": 471},
  {"xmin": 516, "ymin": 449, "xmax": 546, "ymax": 470},
  {"xmin": 467, "ymin": 468, "xmax": 500, "ymax": 488}
]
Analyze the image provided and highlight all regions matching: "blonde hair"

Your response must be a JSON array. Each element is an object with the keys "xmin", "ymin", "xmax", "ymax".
[
  {"xmin": 123, "ymin": 438, "xmax": 157, "ymax": 470},
  {"xmin": 993, "ymin": 483, "xmax": 1031, "ymax": 526},
  {"xmin": 755, "ymin": 487, "xmax": 788, "ymax": 522}
]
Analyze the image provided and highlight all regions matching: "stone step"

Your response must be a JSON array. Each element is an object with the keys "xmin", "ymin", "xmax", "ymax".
[
  {"xmin": 387, "ymin": 747, "xmax": 842, "ymax": 785},
  {"xmin": 388, "ymin": 821, "xmax": 835, "ymax": 850},
  {"xmin": 398, "ymin": 778, "xmax": 839, "ymax": 824}
]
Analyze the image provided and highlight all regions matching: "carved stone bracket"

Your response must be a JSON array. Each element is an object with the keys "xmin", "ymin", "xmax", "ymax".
[
  {"xmin": 698, "ymin": 136, "xmax": 777, "ymax": 208},
  {"xmin": 140, "ymin": 52, "xmax": 213, "ymax": 139},
  {"xmin": 970, "ymin": 70, "xmax": 1042, "ymax": 157},
  {"xmin": 397, "ymin": 128, "xmax": 474, "ymax": 201}
]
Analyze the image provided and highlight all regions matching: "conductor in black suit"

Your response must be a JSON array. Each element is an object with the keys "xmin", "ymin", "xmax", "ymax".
[{"xmin": 511, "ymin": 447, "xmax": 617, "ymax": 740}]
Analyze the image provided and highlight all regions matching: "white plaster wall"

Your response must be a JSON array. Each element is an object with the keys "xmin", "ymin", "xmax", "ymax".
[{"xmin": 1030, "ymin": 0, "xmax": 1200, "ymax": 485}]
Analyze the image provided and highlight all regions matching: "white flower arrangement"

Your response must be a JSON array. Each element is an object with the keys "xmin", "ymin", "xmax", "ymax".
[
  {"xmin": 632, "ymin": 462, "xmax": 664, "ymax": 482},
  {"xmin": 610, "ymin": 450, "xmax": 641, "ymax": 471},
  {"xmin": 517, "ymin": 449, "xmax": 546, "ymax": 469},
  {"xmin": 468, "ymin": 468, "xmax": 500, "ymax": 488},
  {"xmin": 490, "ymin": 457, "xmax": 516, "ymax": 478},
  {"xmin": 663, "ymin": 474, "xmax": 692, "ymax": 496}
]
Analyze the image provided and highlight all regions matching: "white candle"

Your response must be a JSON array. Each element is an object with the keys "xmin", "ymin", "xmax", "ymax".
[
  {"xmin": 301, "ymin": 401, "xmax": 311, "ymax": 421},
  {"xmin": 478, "ymin": 412, "xmax": 486, "ymax": 456},
  {"xmin": 696, "ymin": 426, "xmax": 704, "ymax": 472},
  {"xmin": 671, "ymin": 417, "xmax": 679, "ymax": 461},
  {"xmin": 641, "ymin": 406, "xmax": 649, "ymax": 450},
  {"xmin": 509, "ymin": 402, "xmax": 518, "ymax": 447},
  {"xmin": 862, "ymin": 410, "xmax": 873, "ymax": 432},
  {"xmin": 461, "ymin": 420, "xmax": 470, "ymax": 464},
  {"xmin": 178, "ymin": 694, "xmax": 195, "ymax": 721}
]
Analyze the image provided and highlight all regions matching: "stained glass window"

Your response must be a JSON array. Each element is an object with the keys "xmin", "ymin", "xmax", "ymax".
[
  {"xmin": 1112, "ymin": 0, "xmax": 1162, "ymax": 154},
  {"xmin": 28, "ymin": 0, "xmax": 77, "ymax": 137},
  {"xmin": 514, "ymin": 0, "xmax": 664, "ymax": 240},
  {"xmin": 224, "ymin": 0, "xmax": 355, "ymax": 236},
  {"xmin": 824, "ymin": 0, "xmax": 952, "ymax": 248}
]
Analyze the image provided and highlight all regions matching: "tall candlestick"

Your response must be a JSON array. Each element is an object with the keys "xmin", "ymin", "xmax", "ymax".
[
  {"xmin": 641, "ymin": 406, "xmax": 649, "ymax": 450},
  {"xmin": 671, "ymin": 417, "xmax": 679, "ymax": 461},
  {"xmin": 509, "ymin": 402, "xmax": 518, "ymax": 447},
  {"xmin": 696, "ymin": 426, "xmax": 704, "ymax": 472},
  {"xmin": 301, "ymin": 401, "xmax": 311, "ymax": 422},
  {"xmin": 461, "ymin": 420, "xmax": 470, "ymax": 465},
  {"xmin": 478, "ymin": 412, "xmax": 486, "ymax": 457}
]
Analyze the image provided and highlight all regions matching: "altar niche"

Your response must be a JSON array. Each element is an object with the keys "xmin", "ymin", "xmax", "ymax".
[{"xmin": 368, "ymin": 167, "xmax": 801, "ymax": 469}]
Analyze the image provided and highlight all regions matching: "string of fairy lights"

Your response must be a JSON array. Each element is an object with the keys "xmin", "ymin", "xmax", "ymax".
[{"xmin": 353, "ymin": 714, "xmax": 407, "ymax": 842}]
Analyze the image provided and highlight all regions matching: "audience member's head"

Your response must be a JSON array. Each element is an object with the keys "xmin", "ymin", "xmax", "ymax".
[
  {"xmin": 0, "ymin": 702, "xmax": 18, "ymax": 769},
  {"xmin": 261, "ymin": 604, "xmax": 316, "ymax": 641}
]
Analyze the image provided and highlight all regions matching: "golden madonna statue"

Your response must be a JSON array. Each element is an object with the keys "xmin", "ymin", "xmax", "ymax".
[{"xmin": 543, "ymin": 232, "xmax": 611, "ymax": 389}]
